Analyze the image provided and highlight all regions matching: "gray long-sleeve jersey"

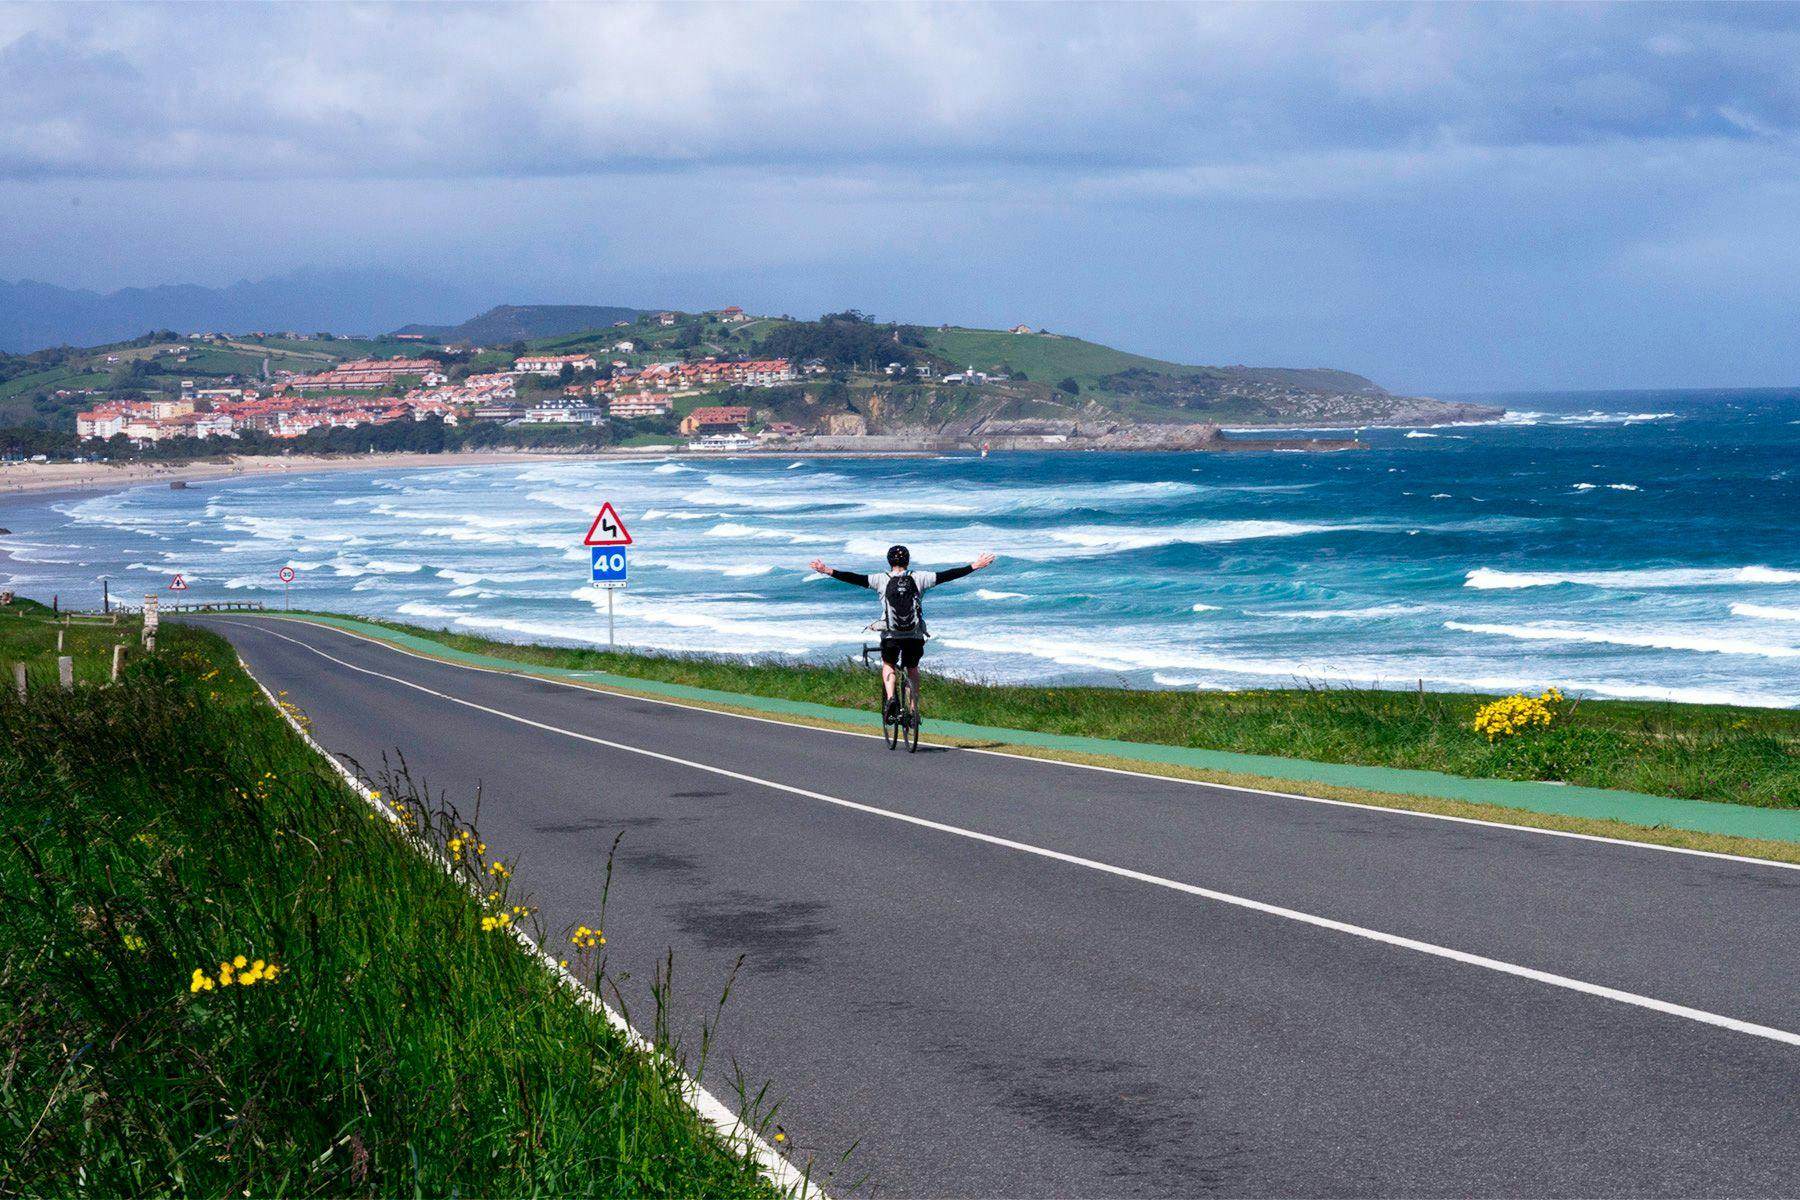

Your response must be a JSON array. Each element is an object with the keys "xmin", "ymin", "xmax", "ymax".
[{"xmin": 825, "ymin": 564, "xmax": 976, "ymax": 640}]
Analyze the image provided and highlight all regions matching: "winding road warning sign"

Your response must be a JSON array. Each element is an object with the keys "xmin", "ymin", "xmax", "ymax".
[
  {"xmin": 584, "ymin": 502, "xmax": 633, "ymax": 546},
  {"xmin": 169, "ymin": 574, "xmax": 188, "ymax": 591}
]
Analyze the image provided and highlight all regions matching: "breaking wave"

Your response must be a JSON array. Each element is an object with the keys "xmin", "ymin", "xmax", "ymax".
[
  {"xmin": 1445, "ymin": 620, "xmax": 1800, "ymax": 659},
  {"xmin": 1464, "ymin": 566, "xmax": 1800, "ymax": 590}
]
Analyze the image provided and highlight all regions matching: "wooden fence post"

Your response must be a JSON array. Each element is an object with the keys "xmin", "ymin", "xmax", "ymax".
[
  {"xmin": 56, "ymin": 629, "xmax": 64, "ymax": 652},
  {"xmin": 11, "ymin": 662, "xmax": 23, "ymax": 701},
  {"xmin": 58, "ymin": 656, "xmax": 73, "ymax": 691},
  {"xmin": 112, "ymin": 644, "xmax": 126, "ymax": 682}
]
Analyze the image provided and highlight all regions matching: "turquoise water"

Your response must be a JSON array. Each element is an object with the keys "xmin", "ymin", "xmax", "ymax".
[{"xmin": 4, "ymin": 389, "xmax": 1798, "ymax": 707}]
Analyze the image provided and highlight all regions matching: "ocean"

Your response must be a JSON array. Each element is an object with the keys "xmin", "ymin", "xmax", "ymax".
[{"xmin": 3, "ymin": 388, "xmax": 1798, "ymax": 708}]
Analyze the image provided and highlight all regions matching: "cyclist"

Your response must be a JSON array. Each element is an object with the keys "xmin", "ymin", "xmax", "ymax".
[{"xmin": 808, "ymin": 545, "xmax": 997, "ymax": 723}]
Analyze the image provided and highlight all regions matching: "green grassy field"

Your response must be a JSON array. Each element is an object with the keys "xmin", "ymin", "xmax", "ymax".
[
  {"xmin": 919, "ymin": 327, "xmax": 1203, "ymax": 392},
  {"xmin": 0, "ymin": 601, "xmax": 781, "ymax": 1196},
  {"xmin": 334, "ymin": 614, "xmax": 1800, "ymax": 811}
]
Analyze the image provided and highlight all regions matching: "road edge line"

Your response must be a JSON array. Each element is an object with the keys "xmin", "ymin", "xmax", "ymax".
[{"xmin": 235, "ymin": 653, "xmax": 823, "ymax": 1198}]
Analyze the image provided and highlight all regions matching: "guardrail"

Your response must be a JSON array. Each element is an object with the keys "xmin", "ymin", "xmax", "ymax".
[{"xmin": 74, "ymin": 601, "xmax": 268, "ymax": 616}]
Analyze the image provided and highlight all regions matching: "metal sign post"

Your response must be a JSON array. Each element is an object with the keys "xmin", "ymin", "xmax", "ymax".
[
  {"xmin": 590, "ymin": 546, "xmax": 629, "ymax": 649},
  {"xmin": 279, "ymin": 565, "xmax": 295, "ymax": 610},
  {"xmin": 585, "ymin": 502, "xmax": 633, "ymax": 652}
]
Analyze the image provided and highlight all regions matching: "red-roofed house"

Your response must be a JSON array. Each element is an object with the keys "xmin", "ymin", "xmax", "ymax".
[{"xmin": 678, "ymin": 405, "xmax": 751, "ymax": 436}]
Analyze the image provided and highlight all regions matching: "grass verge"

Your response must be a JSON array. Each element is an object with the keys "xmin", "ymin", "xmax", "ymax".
[
  {"xmin": 320, "ymin": 613, "xmax": 1800, "ymax": 812},
  {"xmin": 0, "ymin": 611, "xmax": 781, "ymax": 1196}
]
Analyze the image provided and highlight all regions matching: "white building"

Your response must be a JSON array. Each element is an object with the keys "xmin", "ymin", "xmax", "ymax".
[
  {"xmin": 608, "ymin": 393, "xmax": 674, "ymax": 419},
  {"xmin": 521, "ymin": 401, "xmax": 606, "ymax": 425},
  {"xmin": 513, "ymin": 353, "xmax": 598, "ymax": 376}
]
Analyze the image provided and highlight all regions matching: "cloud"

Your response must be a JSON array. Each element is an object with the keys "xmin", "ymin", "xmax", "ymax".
[
  {"xmin": 4, "ymin": 2, "xmax": 1800, "ymax": 391},
  {"xmin": 3, "ymin": 2, "xmax": 1798, "ymax": 182}
]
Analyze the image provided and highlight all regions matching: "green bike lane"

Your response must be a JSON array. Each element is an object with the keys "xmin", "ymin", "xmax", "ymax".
[{"xmin": 275, "ymin": 612, "xmax": 1800, "ymax": 847}]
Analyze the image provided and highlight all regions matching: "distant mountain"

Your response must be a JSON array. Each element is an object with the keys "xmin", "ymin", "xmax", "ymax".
[
  {"xmin": 0, "ymin": 272, "xmax": 492, "ymax": 354},
  {"xmin": 394, "ymin": 304, "xmax": 643, "ymax": 345}
]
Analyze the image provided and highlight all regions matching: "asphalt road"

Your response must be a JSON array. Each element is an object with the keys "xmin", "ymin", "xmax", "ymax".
[{"xmin": 193, "ymin": 615, "xmax": 1800, "ymax": 1198}]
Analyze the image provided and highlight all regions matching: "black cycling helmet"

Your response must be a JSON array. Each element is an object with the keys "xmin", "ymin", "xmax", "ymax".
[{"xmin": 886, "ymin": 544, "xmax": 911, "ymax": 568}]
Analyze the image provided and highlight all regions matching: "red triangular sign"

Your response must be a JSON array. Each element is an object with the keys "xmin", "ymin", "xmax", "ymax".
[
  {"xmin": 169, "ymin": 574, "xmax": 188, "ymax": 591},
  {"xmin": 583, "ymin": 502, "xmax": 632, "ymax": 546}
]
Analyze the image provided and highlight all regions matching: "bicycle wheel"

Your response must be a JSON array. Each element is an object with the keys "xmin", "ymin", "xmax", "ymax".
[
  {"xmin": 905, "ymin": 692, "xmax": 921, "ymax": 753},
  {"xmin": 882, "ymin": 673, "xmax": 900, "ymax": 750}
]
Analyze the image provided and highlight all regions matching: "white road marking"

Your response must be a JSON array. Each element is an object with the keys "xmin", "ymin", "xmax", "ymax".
[
  {"xmin": 234, "ymin": 650, "xmax": 823, "ymax": 1198},
  {"xmin": 224, "ymin": 618, "xmax": 1800, "ymax": 1050},
  {"xmin": 254, "ymin": 614, "xmax": 1800, "ymax": 874}
]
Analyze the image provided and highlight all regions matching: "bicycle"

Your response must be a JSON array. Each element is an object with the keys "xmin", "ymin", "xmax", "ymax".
[{"xmin": 858, "ymin": 640, "xmax": 921, "ymax": 752}]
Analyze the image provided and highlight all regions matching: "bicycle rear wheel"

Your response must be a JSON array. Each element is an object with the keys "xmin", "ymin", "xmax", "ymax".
[
  {"xmin": 882, "ymin": 672, "xmax": 900, "ymax": 750},
  {"xmin": 905, "ymin": 693, "xmax": 921, "ymax": 753}
]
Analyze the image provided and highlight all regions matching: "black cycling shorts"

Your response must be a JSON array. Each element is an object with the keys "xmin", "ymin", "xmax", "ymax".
[{"xmin": 880, "ymin": 638, "xmax": 925, "ymax": 668}]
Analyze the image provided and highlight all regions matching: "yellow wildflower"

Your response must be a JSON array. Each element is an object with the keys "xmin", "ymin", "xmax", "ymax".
[
  {"xmin": 122, "ymin": 933, "xmax": 147, "ymax": 952},
  {"xmin": 1473, "ymin": 687, "xmax": 1563, "ymax": 742}
]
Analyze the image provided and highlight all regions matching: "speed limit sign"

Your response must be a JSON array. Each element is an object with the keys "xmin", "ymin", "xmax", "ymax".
[{"xmin": 278, "ymin": 566, "xmax": 296, "ymax": 583}]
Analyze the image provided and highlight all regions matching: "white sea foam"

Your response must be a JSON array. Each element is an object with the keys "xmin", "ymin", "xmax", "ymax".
[
  {"xmin": 1044, "ymin": 520, "xmax": 1346, "ymax": 554},
  {"xmin": 1503, "ymin": 409, "xmax": 1678, "ymax": 427},
  {"xmin": 1607, "ymin": 484, "xmax": 1640, "ymax": 491},
  {"xmin": 396, "ymin": 601, "xmax": 467, "ymax": 619},
  {"xmin": 975, "ymin": 588, "xmax": 1028, "ymax": 600},
  {"xmin": 1444, "ymin": 620, "xmax": 1800, "ymax": 659},
  {"xmin": 1190, "ymin": 603, "xmax": 1221, "ymax": 612},
  {"xmin": 705, "ymin": 522, "xmax": 814, "ymax": 544},
  {"xmin": 681, "ymin": 488, "xmax": 822, "ymax": 512},
  {"xmin": 1731, "ymin": 603, "xmax": 1800, "ymax": 622},
  {"xmin": 1465, "ymin": 565, "xmax": 1800, "ymax": 590},
  {"xmin": 1251, "ymin": 605, "xmax": 1426, "ymax": 620},
  {"xmin": 1405, "ymin": 431, "xmax": 1439, "ymax": 439},
  {"xmin": 652, "ymin": 463, "xmax": 694, "ymax": 474}
]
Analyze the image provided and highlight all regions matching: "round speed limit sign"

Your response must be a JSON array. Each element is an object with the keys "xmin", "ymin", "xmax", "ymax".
[{"xmin": 278, "ymin": 567, "xmax": 296, "ymax": 583}]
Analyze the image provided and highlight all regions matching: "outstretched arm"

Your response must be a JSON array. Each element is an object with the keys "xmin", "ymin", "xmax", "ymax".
[
  {"xmin": 927, "ymin": 552, "xmax": 997, "ymax": 586},
  {"xmin": 809, "ymin": 559, "xmax": 871, "ymax": 588}
]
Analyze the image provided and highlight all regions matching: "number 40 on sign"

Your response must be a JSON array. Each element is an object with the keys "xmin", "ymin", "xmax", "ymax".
[{"xmin": 590, "ymin": 547, "xmax": 628, "ymax": 588}]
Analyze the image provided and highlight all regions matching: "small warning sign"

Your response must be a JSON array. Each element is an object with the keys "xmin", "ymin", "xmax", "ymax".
[
  {"xmin": 583, "ymin": 502, "xmax": 633, "ymax": 546},
  {"xmin": 169, "ymin": 574, "xmax": 189, "ymax": 591}
]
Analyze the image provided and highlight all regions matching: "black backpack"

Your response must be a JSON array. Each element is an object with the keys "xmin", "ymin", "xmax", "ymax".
[{"xmin": 884, "ymin": 573, "xmax": 922, "ymax": 633}]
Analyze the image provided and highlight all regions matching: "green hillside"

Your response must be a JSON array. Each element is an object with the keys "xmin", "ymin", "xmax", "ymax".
[
  {"xmin": 920, "ymin": 326, "xmax": 1203, "ymax": 389},
  {"xmin": 397, "ymin": 304, "xmax": 643, "ymax": 345}
]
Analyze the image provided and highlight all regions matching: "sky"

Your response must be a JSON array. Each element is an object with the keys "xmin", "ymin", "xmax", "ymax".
[{"xmin": 2, "ymin": 1, "xmax": 1799, "ymax": 393}]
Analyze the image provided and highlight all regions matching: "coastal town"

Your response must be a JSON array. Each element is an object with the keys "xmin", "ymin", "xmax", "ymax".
[
  {"xmin": 71, "ymin": 310, "xmax": 809, "ymax": 451},
  {"xmin": 6, "ymin": 304, "xmax": 1502, "ymax": 464}
]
